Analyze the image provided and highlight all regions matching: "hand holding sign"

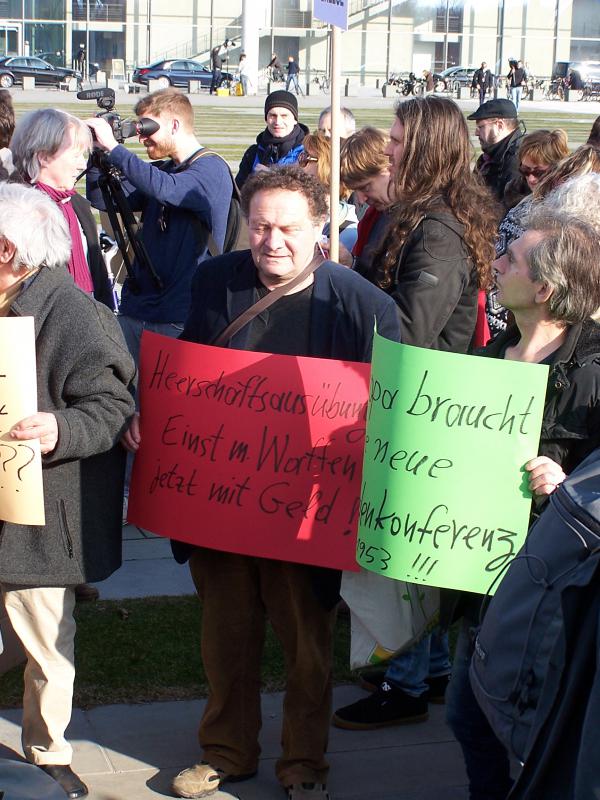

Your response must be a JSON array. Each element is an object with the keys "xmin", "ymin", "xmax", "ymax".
[
  {"xmin": 525, "ymin": 455, "xmax": 566, "ymax": 496},
  {"xmin": 358, "ymin": 334, "xmax": 548, "ymax": 594},
  {"xmin": 11, "ymin": 412, "xmax": 58, "ymax": 454}
]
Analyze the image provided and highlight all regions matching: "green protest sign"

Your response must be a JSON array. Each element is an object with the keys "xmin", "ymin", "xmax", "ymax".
[{"xmin": 357, "ymin": 333, "xmax": 549, "ymax": 594}]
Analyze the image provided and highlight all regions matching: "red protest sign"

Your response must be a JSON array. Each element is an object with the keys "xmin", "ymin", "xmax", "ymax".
[{"xmin": 128, "ymin": 332, "xmax": 369, "ymax": 571}]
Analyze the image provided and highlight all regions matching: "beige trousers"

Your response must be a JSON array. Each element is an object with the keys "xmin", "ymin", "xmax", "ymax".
[{"xmin": 2, "ymin": 584, "xmax": 76, "ymax": 765}]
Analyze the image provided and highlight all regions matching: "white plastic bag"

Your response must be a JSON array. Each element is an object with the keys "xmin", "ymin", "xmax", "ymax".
[{"xmin": 341, "ymin": 568, "xmax": 439, "ymax": 669}]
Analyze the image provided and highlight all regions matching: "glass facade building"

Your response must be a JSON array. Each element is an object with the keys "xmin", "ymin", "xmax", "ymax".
[{"xmin": 0, "ymin": 1, "xmax": 597, "ymax": 80}]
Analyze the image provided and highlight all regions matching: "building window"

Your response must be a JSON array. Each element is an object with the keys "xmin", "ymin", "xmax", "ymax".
[{"xmin": 72, "ymin": 0, "xmax": 125, "ymax": 23}]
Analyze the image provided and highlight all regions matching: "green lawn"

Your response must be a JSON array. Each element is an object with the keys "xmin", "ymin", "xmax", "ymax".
[
  {"xmin": 0, "ymin": 596, "xmax": 354, "ymax": 709},
  {"xmin": 12, "ymin": 97, "xmax": 599, "ymax": 175}
]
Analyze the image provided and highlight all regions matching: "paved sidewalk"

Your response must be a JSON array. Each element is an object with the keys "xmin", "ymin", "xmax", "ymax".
[
  {"xmin": 89, "ymin": 524, "xmax": 196, "ymax": 599},
  {"xmin": 1, "ymin": 526, "xmax": 469, "ymax": 800},
  {"xmin": 0, "ymin": 688, "xmax": 468, "ymax": 800}
]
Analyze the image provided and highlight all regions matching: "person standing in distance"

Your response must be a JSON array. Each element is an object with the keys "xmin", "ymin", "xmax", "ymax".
[
  {"xmin": 235, "ymin": 90, "xmax": 308, "ymax": 189},
  {"xmin": 286, "ymin": 55, "xmax": 301, "ymax": 94}
]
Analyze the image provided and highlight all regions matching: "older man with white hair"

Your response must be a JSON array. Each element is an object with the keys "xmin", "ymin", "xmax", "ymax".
[{"xmin": 0, "ymin": 184, "xmax": 135, "ymax": 799}]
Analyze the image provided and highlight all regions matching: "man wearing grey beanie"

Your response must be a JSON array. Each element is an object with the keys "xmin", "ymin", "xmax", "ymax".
[{"xmin": 235, "ymin": 90, "xmax": 308, "ymax": 189}]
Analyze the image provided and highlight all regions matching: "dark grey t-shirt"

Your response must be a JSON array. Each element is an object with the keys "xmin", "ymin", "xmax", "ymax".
[{"xmin": 246, "ymin": 282, "xmax": 313, "ymax": 355}]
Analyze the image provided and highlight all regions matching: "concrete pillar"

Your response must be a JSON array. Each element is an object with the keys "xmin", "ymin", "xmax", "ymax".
[{"xmin": 241, "ymin": 0, "xmax": 264, "ymax": 95}]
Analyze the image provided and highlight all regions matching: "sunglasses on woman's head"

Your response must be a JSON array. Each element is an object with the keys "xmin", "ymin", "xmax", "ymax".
[{"xmin": 298, "ymin": 152, "xmax": 318, "ymax": 167}]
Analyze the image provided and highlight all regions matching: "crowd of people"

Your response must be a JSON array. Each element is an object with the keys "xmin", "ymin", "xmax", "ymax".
[{"xmin": 0, "ymin": 82, "xmax": 599, "ymax": 800}]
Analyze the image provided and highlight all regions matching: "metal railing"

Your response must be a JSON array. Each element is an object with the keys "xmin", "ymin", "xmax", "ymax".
[
  {"xmin": 158, "ymin": 26, "xmax": 241, "ymax": 64},
  {"xmin": 72, "ymin": 1, "xmax": 125, "ymax": 23},
  {"xmin": 272, "ymin": 9, "xmax": 312, "ymax": 28}
]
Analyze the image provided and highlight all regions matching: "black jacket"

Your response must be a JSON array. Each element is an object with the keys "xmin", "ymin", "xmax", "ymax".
[
  {"xmin": 507, "ymin": 66, "xmax": 527, "ymax": 87},
  {"xmin": 361, "ymin": 210, "xmax": 478, "ymax": 353},
  {"xmin": 475, "ymin": 127, "xmax": 524, "ymax": 209},
  {"xmin": 441, "ymin": 320, "xmax": 600, "ymax": 627},
  {"xmin": 473, "ymin": 68, "xmax": 493, "ymax": 89},
  {"xmin": 482, "ymin": 321, "xmax": 600, "ymax": 474},
  {"xmin": 171, "ymin": 250, "xmax": 402, "ymax": 607}
]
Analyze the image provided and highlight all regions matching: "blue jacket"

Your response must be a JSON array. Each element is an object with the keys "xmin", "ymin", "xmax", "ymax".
[
  {"xmin": 235, "ymin": 123, "xmax": 308, "ymax": 189},
  {"xmin": 87, "ymin": 145, "xmax": 232, "ymax": 324}
]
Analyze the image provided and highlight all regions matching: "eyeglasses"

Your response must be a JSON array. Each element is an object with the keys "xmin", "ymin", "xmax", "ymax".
[
  {"xmin": 519, "ymin": 165, "xmax": 550, "ymax": 179},
  {"xmin": 297, "ymin": 152, "xmax": 318, "ymax": 167},
  {"xmin": 474, "ymin": 119, "xmax": 499, "ymax": 131}
]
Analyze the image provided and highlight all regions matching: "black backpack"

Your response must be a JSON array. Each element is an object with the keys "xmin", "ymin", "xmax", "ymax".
[
  {"xmin": 469, "ymin": 448, "xmax": 600, "ymax": 763},
  {"xmin": 158, "ymin": 148, "xmax": 247, "ymax": 257},
  {"xmin": 188, "ymin": 149, "xmax": 248, "ymax": 255}
]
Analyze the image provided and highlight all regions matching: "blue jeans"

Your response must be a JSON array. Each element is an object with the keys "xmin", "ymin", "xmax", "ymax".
[
  {"xmin": 118, "ymin": 315, "xmax": 184, "ymax": 383},
  {"xmin": 510, "ymin": 86, "xmax": 522, "ymax": 111},
  {"xmin": 286, "ymin": 74, "xmax": 300, "ymax": 94},
  {"xmin": 210, "ymin": 68, "xmax": 222, "ymax": 94},
  {"xmin": 446, "ymin": 618, "xmax": 513, "ymax": 800},
  {"xmin": 385, "ymin": 627, "xmax": 450, "ymax": 697},
  {"xmin": 118, "ymin": 315, "xmax": 184, "ymax": 491}
]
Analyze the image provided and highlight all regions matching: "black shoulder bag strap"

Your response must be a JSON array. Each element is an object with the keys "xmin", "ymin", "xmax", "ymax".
[
  {"xmin": 177, "ymin": 147, "xmax": 241, "ymax": 258},
  {"xmin": 210, "ymin": 254, "xmax": 328, "ymax": 348}
]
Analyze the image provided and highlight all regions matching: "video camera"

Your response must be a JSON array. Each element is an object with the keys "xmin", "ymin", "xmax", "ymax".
[
  {"xmin": 76, "ymin": 86, "xmax": 162, "ymax": 293},
  {"xmin": 76, "ymin": 87, "xmax": 158, "ymax": 144}
]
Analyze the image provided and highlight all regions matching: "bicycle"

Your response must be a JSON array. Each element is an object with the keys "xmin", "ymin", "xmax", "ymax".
[
  {"xmin": 580, "ymin": 80, "xmax": 600, "ymax": 101},
  {"xmin": 544, "ymin": 78, "xmax": 566, "ymax": 101},
  {"xmin": 266, "ymin": 66, "xmax": 285, "ymax": 83},
  {"xmin": 381, "ymin": 72, "xmax": 404, "ymax": 95},
  {"xmin": 312, "ymin": 73, "xmax": 330, "ymax": 93}
]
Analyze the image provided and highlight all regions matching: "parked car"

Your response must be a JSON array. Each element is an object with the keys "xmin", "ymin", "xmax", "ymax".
[
  {"xmin": 132, "ymin": 59, "xmax": 234, "ymax": 89},
  {"xmin": 36, "ymin": 51, "xmax": 65, "ymax": 68},
  {"xmin": 433, "ymin": 65, "xmax": 478, "ymax": 92},
  {"xmin": 0, "ymin": 55, "xmax": 80, "ymax": 88},
  {"xmin": 35, "ymin": 51, "xmax": 100, "ymax": 78}
]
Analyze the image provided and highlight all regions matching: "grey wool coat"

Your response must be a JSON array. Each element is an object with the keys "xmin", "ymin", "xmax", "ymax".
[{"xmin": 0, "ymin": 266, "xmax": 136, "ymax": 586}]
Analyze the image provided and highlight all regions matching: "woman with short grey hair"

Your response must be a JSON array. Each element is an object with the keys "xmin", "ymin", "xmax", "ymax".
[{"xmin": 11, "ymin": 108, "xmax": 114, "ymax": 310}]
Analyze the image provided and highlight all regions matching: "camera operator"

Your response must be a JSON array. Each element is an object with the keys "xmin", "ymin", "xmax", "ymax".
[
  {"xmin": 11, "ymin": 108, "xmax": 115, "ymax": 310},
  {"xmin": 85, "ymin": 88, "xmax": 231, "ymax": 366}
]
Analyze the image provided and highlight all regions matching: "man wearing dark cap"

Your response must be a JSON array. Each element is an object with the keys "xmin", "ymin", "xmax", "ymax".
[
  {"xmin": 235, "ymin": 90, "xmax": 308, "ymax": 189},
  {"xmin": 468, "ymin": 98, "xmax": 524, "ymax": 209}
]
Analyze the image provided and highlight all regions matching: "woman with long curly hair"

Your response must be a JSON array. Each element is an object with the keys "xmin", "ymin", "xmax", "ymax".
[
  {"xmin": 364, "ymin": 94, "xmax": 500, "ymax": 351},
  {"xmin": 333, "ymin": 96, "xmax": 500, "ymax": 738}
]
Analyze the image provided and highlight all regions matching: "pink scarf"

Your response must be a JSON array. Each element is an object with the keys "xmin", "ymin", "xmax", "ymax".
[{"xmin": 35, "ymin": 183, "xmax": 94, "ymax": 294}]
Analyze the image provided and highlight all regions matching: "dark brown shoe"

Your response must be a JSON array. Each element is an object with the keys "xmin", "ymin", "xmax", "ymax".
[
  {"xmin": 39, "ymin": 765, "xmax": 89, "ymax": 799},
  {"xmin": 74, "ymin": 583, "xmax": 99, "ymax": 602}
]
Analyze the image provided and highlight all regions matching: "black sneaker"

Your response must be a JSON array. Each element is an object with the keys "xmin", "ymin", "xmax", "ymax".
[
  {"xmin": 358, "ymin": 667, "xmax": 387, "ymax": 692},
  {"xmin": 332, "ymin": 681, "xmax": 428, "ymax": 729},
  {"xmin": 359, "ymin": 670, "xmax": 450, "ymax": 702}
]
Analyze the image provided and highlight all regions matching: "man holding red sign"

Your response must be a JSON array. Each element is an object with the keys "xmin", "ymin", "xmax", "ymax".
[{"xmin": 124, "ymin": 168, "xmax": 400, "ymax": 800}]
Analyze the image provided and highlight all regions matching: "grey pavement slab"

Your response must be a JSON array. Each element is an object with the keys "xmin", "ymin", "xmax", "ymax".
[
  {"xmin": 90, "ymin": 525, "xmax": 195, "ymax": 599},
  {"xmin": 0, "ymin": 687, "xmax": 469, "ymax": 800}
]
